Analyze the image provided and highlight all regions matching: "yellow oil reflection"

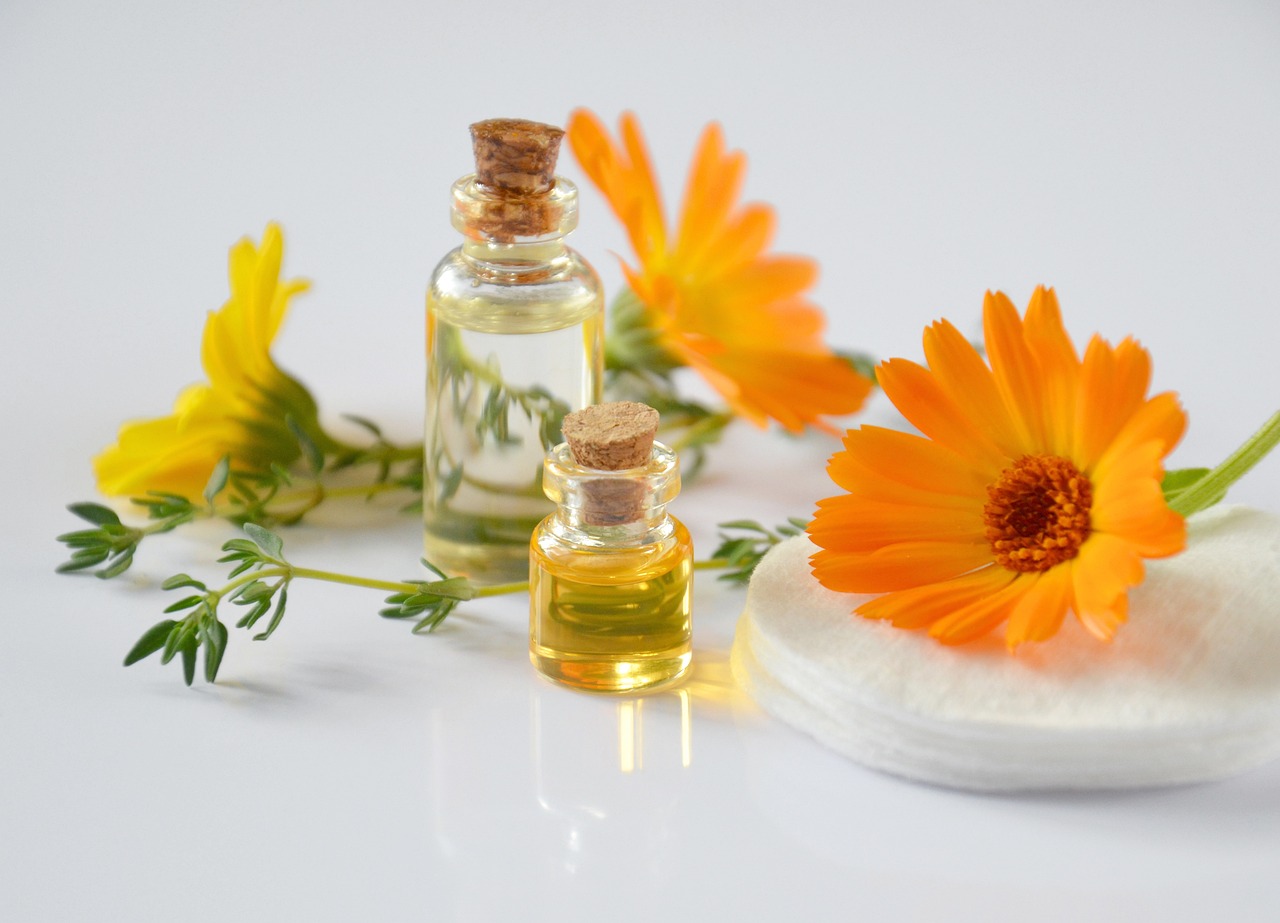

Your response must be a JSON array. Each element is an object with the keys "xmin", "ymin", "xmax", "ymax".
[{"xmin": 615, "ymin": 689, "xmax": 695, "ymax": 773}]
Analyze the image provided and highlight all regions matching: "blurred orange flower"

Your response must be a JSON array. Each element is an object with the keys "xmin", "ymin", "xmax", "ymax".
[
  {"xmin": 808, "ymin": 287, "xmax": 1187, "ymax": 650},
  {"xmin": 566, "ymin": 109, "xmax": 871, "ymax": 433}
]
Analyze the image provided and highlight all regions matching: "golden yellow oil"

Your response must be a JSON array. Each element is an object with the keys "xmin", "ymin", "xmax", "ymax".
[{"xmin": 530, "ymin": 518, "xmax": 693, "ymax": 693}]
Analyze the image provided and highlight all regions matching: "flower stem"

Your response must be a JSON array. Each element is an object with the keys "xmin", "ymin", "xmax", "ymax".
[
  {"xmin": 1169, "ymin": 410, "xmax": 1280, "ymax": 517},
  {"xmin": 693, "ymin": 558, "xmax": 731, "ymax": 571}
]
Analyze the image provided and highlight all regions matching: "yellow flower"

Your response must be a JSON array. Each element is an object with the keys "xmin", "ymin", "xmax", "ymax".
[
  {"xmin": 95, "ymin": 223, "xmax": 329, "ymax": 499},
  {"xmin": 566, "ymin": 109, "xmax": 872, "ymax": 433},
  {"xmin": 808, "ymin": 287, "xmax": 1187, "ymax": 649}
]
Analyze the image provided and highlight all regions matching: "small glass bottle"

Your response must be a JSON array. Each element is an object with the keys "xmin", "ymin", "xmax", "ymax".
[
  {"xmin": 530, "ymin": 402, "xmax": 694, "ymax": 693},
  {"xmin": 425, "ymin": 119, "xmax": 604, "ymax": 584}
]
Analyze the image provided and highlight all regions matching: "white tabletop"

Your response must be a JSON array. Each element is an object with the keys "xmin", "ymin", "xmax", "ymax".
[{"xmin": 3, "ymin": 2, "xmax": 1279, "ymax": 920}]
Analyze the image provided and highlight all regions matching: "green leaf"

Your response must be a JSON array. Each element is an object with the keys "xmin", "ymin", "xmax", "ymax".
[
  {"xmin": 254, "ymin": 585, "xmax": 288, "ymax": 641},
  {"xmin": 161, "ymin": 620, "xmax": 191, "ymax": 664},
  {"xmin": 161, "ymin": 573, "xmax": 208, "ymax": 591},
  {"xmin": 124, "ymin": 620, "xmax": 179, "ymax": 666},
  {"xmin": 718, "ymin": 519, "xmax": 770, "ymax": 533},
  {"xmin": 342, "ymin": 413, "xmax": 383, "ymax": 438},
  {"xmin": 1162, "ymin": 467, "xmax": 1211, "ymax": 499},
  {"xmin": 243, "ymin": 523, "xmax": 285, "ymax": 560},
  {"xmin": 97, "ymin": 549, "xmax": 136, "ymax": 580},
  {"xmin": 837, "ymin": 349, "xmax": 880, "ymax": 384},
  {"xmin": 220, "ymin": 538, "xmax": 261, "ymax": 556},
  {"xmin": 287, "ymin": 416, "xmax": 325, "ymax": 474},
  {"xmin": 67, "ymin": 502, "xmax": 121, "ymax": 527},
  {"xmin": 203, "ymin": 620, "xmax": 228, "ymax": 683},
  {"xmin": 180, "ymin": 636, "xmax": 197, "ymax": 686},
  {"xmin": 163, "ymin": 595, "xmax": 204, "ymax": 613},
  {"xmin": 56, "ymin": 550, "xmax": 110, "ymax": 574},
  {"xmin": 203, "ymin": 455, "xmax": 231, "ymax": 506}
]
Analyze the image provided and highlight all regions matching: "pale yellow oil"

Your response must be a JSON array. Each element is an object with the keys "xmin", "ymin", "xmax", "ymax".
[
  {"xmin": 530, "ymin": 519, "xmax": 693, "ymax": 693},
  {"xmin": 424, "ymin": 250, "xmax": 602, "ymax": 584}
]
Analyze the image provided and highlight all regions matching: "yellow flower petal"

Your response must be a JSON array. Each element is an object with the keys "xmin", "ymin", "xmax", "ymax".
[{"xmin": 95, "ymin": 225, "xmax": 315, "ymax": 499}]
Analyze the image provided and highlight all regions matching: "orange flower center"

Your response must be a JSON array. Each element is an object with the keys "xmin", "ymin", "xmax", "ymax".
[{"xmin": 983, "ymin": 455, "xmax": 1092, "ymax": 573}]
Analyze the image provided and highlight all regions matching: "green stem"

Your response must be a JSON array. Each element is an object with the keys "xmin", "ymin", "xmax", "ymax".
[
  {"xmin": 1169, "ymin": 410, "xmax": 1280, "ymax": 517},
  {"xmin": 289, "ymin": 566, "xmax": 420, "ymax": 595},
  {"xmin": 213, "ymin": 566, "xmax": 291, "ymax": 601},
  {"xmin": 671, "ymin": 411, "xmax": 734, "ymax": 453},
  {"xmin": 477, "ymin": 581, "xmax": 529, "ymax": 597},
  {"xmin": 693, "ymin": 558, "xmax": 731, "ymax": 572}
]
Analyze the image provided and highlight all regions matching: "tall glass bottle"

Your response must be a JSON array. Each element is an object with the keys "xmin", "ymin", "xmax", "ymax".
[
  {"xmin": 425, "ymin": 119, "xmax": 603, "ymax": 584},
  {"xmin": 530, "ymin": 403, "xmax": 694, "ymax": 693}
]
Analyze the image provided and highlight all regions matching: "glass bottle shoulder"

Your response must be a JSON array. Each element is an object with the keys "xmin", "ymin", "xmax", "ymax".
[
  {"xmin": 428, "ymin": 245, "xmax": 602, "ymax": 335},
  {"xmin": 531, "ymin": 516, "xmax": 693, "ymax": 585}
]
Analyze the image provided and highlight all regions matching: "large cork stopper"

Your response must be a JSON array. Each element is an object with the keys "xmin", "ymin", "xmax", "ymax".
[
  {"xmin": 563, "ymin": 402, "xmax": 660, "ymax": 470},
  {"xmin": 470, "ymin": 118, "xmax": 564, "ymax": 195},
  {"xmin": 562, "ymin": 402, "xmax": 661, "ymax": 526}
]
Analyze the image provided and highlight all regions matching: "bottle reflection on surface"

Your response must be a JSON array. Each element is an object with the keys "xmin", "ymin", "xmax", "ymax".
[
  {"xmin": 531, "ymin": 685, "xmax": 694, "ymax": 875},
  {"xmin": 615, "ymin": 690, "xmax": 692, "ymax": 773},
  {"xmin": 419, "ymin": 653, "xmax": 745, "ymax": 913}
]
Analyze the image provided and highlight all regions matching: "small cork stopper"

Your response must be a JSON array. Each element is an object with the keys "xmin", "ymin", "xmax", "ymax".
[
  {"xmin": 470, "ymin": 118, "xmax": 564, "ymax": 195},
  {"xmin": 563, "ymin": 402, "xmax": 660, "ymax": 471},
  {"xmin": 562, "ymin": 402, "xmax": 661, "ymax": 527}
]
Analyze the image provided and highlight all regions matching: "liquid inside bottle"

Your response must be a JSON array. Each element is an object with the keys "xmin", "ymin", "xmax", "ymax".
[
  {"xmin": 423, "ymin": 123, "xmax": 603, "ymax": 584},
  {"xmin": 531, "ymin": 519, "xmax": 693, "ymax": 692},
  {"xmin": 530, "ymin": 437, "xmax": 694, "ymax": 693},
  {"xmin": 425, "ymin": 251, "xmax": 601, "ymax": 582}
]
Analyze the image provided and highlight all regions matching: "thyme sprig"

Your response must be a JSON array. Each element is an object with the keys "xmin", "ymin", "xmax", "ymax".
[
  {"xmin": 124, "ymin": 522, "xmax": 521, "ymax": 686},
  {"xmin": 701, "ymin": 517, "xmax": 811, "ymax": 584}
]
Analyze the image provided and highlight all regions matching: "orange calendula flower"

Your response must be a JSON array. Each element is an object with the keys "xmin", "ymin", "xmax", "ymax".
[
  {"xmin": 566, "ymin": 109, "xmax": 871, "ymax": 433},
  {"xmin": 94, "ymin": 223, "xmax": 330, "ymax": 499},
  {"xmin": 808, "ymin": 287, "xmax": 1187, "ymax": 650}
]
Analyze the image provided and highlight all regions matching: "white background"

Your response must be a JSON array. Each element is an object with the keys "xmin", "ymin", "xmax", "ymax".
[{"xmin": 2, "ymin": 1, "xmax": 1279, "ymax": 920}]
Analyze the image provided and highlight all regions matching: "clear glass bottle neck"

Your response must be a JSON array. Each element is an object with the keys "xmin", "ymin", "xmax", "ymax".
[
  {"xmin": 542, "ymin": 443, "xmax": 682, "ymax": 549},
  {"xmin": 460, "ymin": 237, "xmax": 570, "ymax": 274}
]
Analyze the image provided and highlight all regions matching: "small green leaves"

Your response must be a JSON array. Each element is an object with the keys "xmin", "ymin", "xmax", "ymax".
[
  {"xmin": 56, "ymin": 503, "xmax": 141, "ymax": 578},
  {"xmin": 67, "ymin": 502, "xmax": 122, "ymax": 527},
  {"xmin": 243, "ymin": 523, "xmax": 285, "ymax": 561},
  {"xmin": 123, "ymin": 620, "xmax": 179, "ymax": 666},
  {"xmin": 710, "ymin": 517, "xmax": 810, "ymax": 584},
  {"xmin": 123, "ymin": 523, "xmax": 297, "ymax": 686},
  {"xmin": 380, "ymin": 573, "xmax": 477, "ymax": 634}
]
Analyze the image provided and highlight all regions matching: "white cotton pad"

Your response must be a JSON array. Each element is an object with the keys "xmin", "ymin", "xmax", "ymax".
[{"xmin": 731, "ymin": 505, "xmax": 1280, "ymax": 792}]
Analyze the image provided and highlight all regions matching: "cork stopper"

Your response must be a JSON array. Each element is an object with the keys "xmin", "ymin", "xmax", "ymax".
[
  {"xmin": 562, "ymin": 402, "xmax": 661, "ymax": 527},
  {"xmin": 470, "ymin": 119, "xmax": 564, "ymax": 195},
  {"xmin": 563, "ymin": 402, "xmax": 660, "ymax": 471}
]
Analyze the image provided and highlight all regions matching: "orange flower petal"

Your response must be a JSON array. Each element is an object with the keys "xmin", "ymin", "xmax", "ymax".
[
  {"xmin": 810, "ymin": 541, "xmax": 992, "ymax": 594},
  {"xmin": 829, "ymin": 425, "xmax": 991, "ymax": 499},
  {"xmin": 1093, "ymin": 392, "xmax": 1187, "ymax": 479},
  {"xmin": 1076, "ymin": 335, "xmax": 1152, "ymax": 470},
  {"xmin": 1003, "ymin": 565, "xmax": 1073, "ymax": 650},
  {"xmin": 810, "ymin": 495, "xmax": 986, "ymax": 552},
  {"xmin": 928, "ymin": 576, "xmax": 1028, "ymax": 645},
  {"xmin": 1022, "ymin": 286, "xmax": 1080, "ymax": 457},
  {"xmin": 983, "ymin": 290, "xmax": 1046, "ymax": 450},
  {"xmin": 856, "ymin": 566, "xmax": 1014, "ymax": 630},
  {"xmin": 876, "ymin": 358, "xmax": 1007, "ymax": 472},
  {"xmin": 922, "ymin": 318, "xmax": 1025, "ymax": 456},
  {"xmin": 1071, "ymin": 533, "xmax": 1143, "ymax": 641}
]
